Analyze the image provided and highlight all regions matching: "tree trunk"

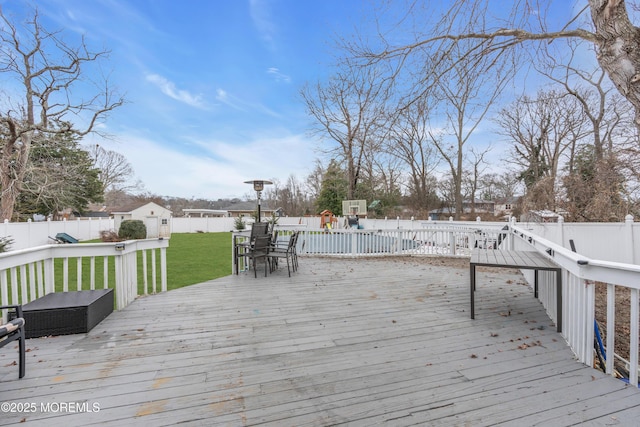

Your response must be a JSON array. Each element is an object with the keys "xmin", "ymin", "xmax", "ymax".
[{"xmin": 589, "ymin": 0, "xmax": 640, "ymax": 126}]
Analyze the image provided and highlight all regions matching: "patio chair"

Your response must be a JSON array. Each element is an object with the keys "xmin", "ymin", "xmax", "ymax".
[
  {"xmin": 269, "ymin": 231, "xmax": 299, "ymax": 277},
  {"xmin": 245, "ymin": 235, "xmax": 271, "ymax": 278},
  {"xmin": 234, "ymin": 222, "xmax": 270, "ymax": 274},
  {"xmin": 0, "ymin": 305, "xmax": 26, "ymax": 379}
]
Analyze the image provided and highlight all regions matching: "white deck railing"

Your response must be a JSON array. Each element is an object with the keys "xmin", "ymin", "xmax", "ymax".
[
  {"xmin": 295, "ymin": 225, "xmax": 510, "ymax": 257},
  {"xmin": 508, "ymin": 223, "xmax": 640, "ymax": 388},
  {"xmin": 0, "ymin": 238, "xmax": 169, "ymax": 313}
]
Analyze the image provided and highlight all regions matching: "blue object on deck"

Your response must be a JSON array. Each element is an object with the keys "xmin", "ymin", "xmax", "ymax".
[
  {"xmin": 55, "ymin": 232, "xmax": 78, "ymax": 244},
  {"xmin": 594, "ymin": 320, "xmax": 606, "ymax": 361}
]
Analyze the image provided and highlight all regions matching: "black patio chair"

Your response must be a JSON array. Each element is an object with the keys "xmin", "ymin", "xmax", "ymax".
[
  {"xmin": 269, "ymin": 231, "xmax": 299, "ymax": 277},
  {"xmin": 0, "ymin": 305, "xmax": 26, "ymax": 379},
  {"xmin": 235, "ymin": 222, "xmax": 270, "ymax": 273},
  {"xmin": 238, "ymin": 222, "xmax": 269, "ymax": 246},
  {"xmin": 245, "ymin": 235, "xmax": 271, "ymax": 278}
]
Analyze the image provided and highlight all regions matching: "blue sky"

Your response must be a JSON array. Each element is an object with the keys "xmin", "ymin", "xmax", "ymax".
[
  {"xmin": 0, "ymin": 0, "xmax": 373, "ymax": 200},
  {"xmin": 0, "ymin": 1, "xmax": 596, "ymax": 201}
]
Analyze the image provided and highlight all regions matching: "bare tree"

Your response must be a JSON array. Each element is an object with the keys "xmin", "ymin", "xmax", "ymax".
[
  {"xmin": 304, "ymin": 160, "xmax": 325, "ymax": 202},
  {"xmin": 536, "ymin": 40, "xmax": 635, "ymax": 164},
  {"xmin": 463, "ymin": 146, "xmax": 492, "ymax": 215},
  {"xmin": 385, "ymin": 96, "xmax": 440, "ymax": 215},
  {"xmin": 351, "ymin": 1, "xmax": 640, "ymax": 130},
  {"xmin": 534, "ymin": 40, "xmax": 636, "ymax": 220},
  {"xmin": 89, "ymin": 145, "xmax": 135, "ymax": 193},
  {"xmin": 0, "ymin": 8, "xmax": 124, "ymax": 220},
  {"xmin": 265, "ymin": 174, "xmax": 313, "ymax": 216},
  {"xmin": 301, "ymin": 62, "xmax": 390, "ymax": 199},
  {"xmin": 479, "ymin": 171, "xmax": 522, "ymax": 200},
  {"xmin": 498, "ymin": 91, "xmax": 585, "ymax": 181},
  {"xmin": 426, "ymin": 41, "xmax": 510, "ymax": 219}
]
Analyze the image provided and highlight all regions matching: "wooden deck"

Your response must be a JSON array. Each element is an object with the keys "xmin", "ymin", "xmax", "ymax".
[{"xmin": 1, "ymin": 257, "xmax": 639, "ymax": 426}]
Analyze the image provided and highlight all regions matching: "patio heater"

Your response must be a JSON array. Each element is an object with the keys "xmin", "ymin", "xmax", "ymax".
[{"xmin": 244, "ymin": 179, "xmax": 272, "ymax": 221}]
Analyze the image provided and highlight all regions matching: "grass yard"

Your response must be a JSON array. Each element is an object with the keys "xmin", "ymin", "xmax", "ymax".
[{"xmin": 165, "ymin": 232, "xmax": 232, "ymax": 290}]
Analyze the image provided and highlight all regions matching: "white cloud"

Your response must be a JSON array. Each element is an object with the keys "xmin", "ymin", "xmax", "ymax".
[
  {"xmin": 249, "ymin": 0, "xmax": 278, "ymax": 51},
  {"xmin": 215, "ymin": 88, "xmax": 246, "ymax": 111},
  {"xmin": 95, "ymin": 130, "xmax": 315, "ymax": 199},
  {"xmin": 267, "ymin": 67, "xmax": 291, "ymax": 83},
  {"xmin": 215, "ymin": 87, "xmax": 282, "ymax": 118},
  {"xmin": 146, "ymin": 74, "xmax": 206, "ymax": 109}
]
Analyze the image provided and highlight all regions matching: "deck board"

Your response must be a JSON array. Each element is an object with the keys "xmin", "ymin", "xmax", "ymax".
[{"xmin": 0, "ymin": 257, "xmax": 638, "ymax": 426}]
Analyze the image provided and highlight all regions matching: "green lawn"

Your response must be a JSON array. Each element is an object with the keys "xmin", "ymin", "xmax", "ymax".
[{"xmin": 165, "ymin": 232, "xmax": 232, "ymax": 290}]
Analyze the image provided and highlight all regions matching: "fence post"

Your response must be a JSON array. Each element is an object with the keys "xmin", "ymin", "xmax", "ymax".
[
  {"xmin": 448, "ymin": 217, "xmax": 455, "ymax": 255},
  {"xmin": 509, "ymin": 216, "xmax": 516, "ymax": 250},
  {"xmin": 625, "ymin": 214, "xmax": 635, "ymax": 264},
  {"xmin": 557, "ymin": 215, "xmax": 565, "ymax": 248}
]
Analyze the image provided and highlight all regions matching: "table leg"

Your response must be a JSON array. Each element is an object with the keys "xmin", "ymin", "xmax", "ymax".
[
  {"xmin": 556, "ymin": 269, "xmax": 562, "ymax": 333},
  {"xmin": 470, "ymin": 263, "xmax": 476, "ymax": 319}
]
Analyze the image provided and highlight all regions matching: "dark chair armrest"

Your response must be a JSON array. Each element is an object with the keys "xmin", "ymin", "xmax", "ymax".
[{"xmin": 0, "ymin": 304, "xmax": 23, "ymax": 318}]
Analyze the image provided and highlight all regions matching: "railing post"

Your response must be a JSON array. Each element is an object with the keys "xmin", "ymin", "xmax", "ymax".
[
  {"xmin": 114, "ymin": 253, "xmax": 125, "ymax": 310},
  {"xmin": 151, "ymin": 249, "xmax": 157, "ymax": 293},
  {"xmin": 160, "ymin": 246, "xmax": 167, "ymax": 292},
  {"xmin": 142, "ymin": 250, "xmax": 148, "ymax": 294},
  {"xmin": 606, "ymin": 284, "xmax": 616, "ymax": 376},
  {"xmin": 630, "ymin": 288, "xmax": 639, "ymax": 387},
  {"xmin": 508, "ymin": 217, "xmax": 516, "ymax": 250},
  {"xmin": 44, "ymin": 257, "xmax": 54, "ymax": 295}
]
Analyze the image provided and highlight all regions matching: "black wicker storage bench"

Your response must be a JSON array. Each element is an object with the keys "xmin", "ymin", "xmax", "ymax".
[{"xmin": 20, "ymin": 289, "xmax": 114, "ymax": 338}]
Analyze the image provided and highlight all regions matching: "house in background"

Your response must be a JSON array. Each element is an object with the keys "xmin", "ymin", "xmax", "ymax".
[
  {"xmin": 428, "ymin": 207, "xmax": 456, "ymax": 221},
  {"xmin": 494, "ymin": 197, "xmax": 520, "ymax": 218},
  {"xmin": 223, "ymin": 201, "xmax": 281, "ymax": 218},
  {"xmin": 182, "ymin": 208, "xmax": 229, "ymax": 217},
  {"xmin": 111, "ymin": 202, "xmax": 172, "ymax": 238}
]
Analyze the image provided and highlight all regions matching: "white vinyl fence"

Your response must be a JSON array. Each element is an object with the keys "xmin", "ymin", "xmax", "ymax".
[{"xmin": 2, "ymin": 218, "xmax": 115, "ymax": 250}]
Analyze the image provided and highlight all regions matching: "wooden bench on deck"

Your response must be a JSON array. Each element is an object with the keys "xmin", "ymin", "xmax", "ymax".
[{"xmin": 470, "ymin": 249, "xmax": 563, "ymax": 332}]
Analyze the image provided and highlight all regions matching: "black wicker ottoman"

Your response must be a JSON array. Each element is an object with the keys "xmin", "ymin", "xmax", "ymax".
[{"xmin": 20, "ymin": 289, "xmax": 114, "ymax": 338}]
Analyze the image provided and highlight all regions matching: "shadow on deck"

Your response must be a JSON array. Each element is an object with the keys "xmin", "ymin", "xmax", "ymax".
[{"xmin": 1, "ymin": 257, "xmax": 639, "ymax": 426}]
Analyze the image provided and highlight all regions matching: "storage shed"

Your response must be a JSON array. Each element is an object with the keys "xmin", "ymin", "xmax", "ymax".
[{"xmin": 111, "ymin": 202, "xmax": 172, "ymax": 238}]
